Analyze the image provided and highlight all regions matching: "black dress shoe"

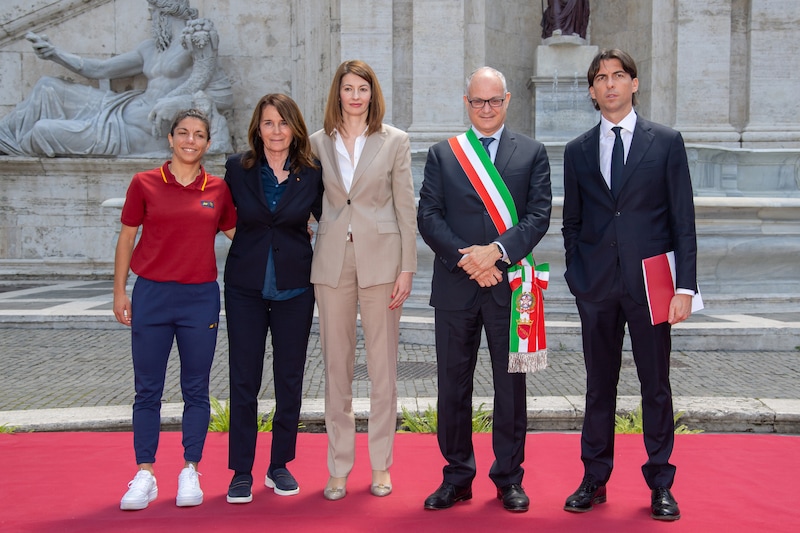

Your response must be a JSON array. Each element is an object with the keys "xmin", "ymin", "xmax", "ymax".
[
  {"xmin": 496, "ymin": 483, "xmax": 529, "ymax": 512},
  {"xmin": 564, "ymin": 476, "xmax": 607, "ymax": 512},
  {"xmin": 651, "ymin": 487, "xmax": 681, "ymax": 521},
  {"xmin": 227, "ymin": 472, "xmax": 253, "ymax": 504},
  {"xmin": 423, "ymin": 482, "xmax": 472, "ymax": 510}
]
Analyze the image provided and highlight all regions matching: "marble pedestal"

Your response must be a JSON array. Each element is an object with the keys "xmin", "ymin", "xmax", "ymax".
[
  {"xmin": 529, "ymin": 42, "xmax": 599, "ymax": 143},
  {"xmin": 0, "ymin": 155, "xmax": 226, "ymax": 278}
]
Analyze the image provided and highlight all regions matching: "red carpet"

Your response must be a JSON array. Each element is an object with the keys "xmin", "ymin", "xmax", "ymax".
[{"xmin": 1, "ymin": 431, "xmax": 797, "ymax": 532}]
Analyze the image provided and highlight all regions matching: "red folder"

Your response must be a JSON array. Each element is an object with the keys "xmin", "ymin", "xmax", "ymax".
[{"xmin": 642, "ymin": 251, "xmax": 676, "ymax": 325}]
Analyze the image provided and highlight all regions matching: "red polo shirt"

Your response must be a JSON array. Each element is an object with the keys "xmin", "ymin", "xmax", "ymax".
[{"xmin": 121, "ymin": 162, "xmax": 237, "ymax": 284}]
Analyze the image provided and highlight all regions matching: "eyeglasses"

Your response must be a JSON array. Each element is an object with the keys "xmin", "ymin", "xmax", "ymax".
[{"xmin": 467, "ymin": 97, "xmax": 505, "ymax": 109}]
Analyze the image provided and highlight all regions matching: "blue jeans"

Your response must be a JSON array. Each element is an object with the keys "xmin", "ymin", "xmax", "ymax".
[{"xmin": 130, "ymin": 277, "xmax": 220, "ymax": 464}]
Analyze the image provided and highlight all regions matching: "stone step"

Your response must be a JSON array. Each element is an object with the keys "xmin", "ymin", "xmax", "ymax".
[
  {"xmin": 394, "ymin": 310, "xmax": 800, "ymax": 352},
  {"xmin": 1, "ymin": 280, "xmax": 798, "ymax": 352}
]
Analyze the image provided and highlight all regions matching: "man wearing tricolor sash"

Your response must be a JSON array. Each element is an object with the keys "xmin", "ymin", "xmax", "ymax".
[{"xmin": 418, "ymin": 67, "xmax": 552, "ymax": 513}]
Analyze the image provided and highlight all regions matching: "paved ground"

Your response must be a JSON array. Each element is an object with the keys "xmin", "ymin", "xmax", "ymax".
[
  {"xmin": 0, "ymin": 280, "xmax": 799, "ymax": 433},
  {"xmin": 2, "ymin": 327, "xmax": 800, "ymax": 411}
]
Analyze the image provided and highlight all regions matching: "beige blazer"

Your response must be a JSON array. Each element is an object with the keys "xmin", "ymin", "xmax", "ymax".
[{"xmin": 310, "ymin": 124, "xmax": 417, "ymax": 288}]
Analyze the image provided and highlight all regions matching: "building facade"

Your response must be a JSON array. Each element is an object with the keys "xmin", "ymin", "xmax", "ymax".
[{"xmin": 1, "ymin": 0, "xmax": 799, "ymax": 152}]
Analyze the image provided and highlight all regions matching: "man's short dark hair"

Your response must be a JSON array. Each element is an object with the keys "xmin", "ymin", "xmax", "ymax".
[{"xmin": 587, "ymin": 49, "xmax": 639, "ymax": 110}]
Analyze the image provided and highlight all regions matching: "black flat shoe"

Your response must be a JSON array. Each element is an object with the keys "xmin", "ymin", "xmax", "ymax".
[
  {"xmin": 651, "ymin": 487, "xmax": 681, "ymax": 521},
  {"xmin": 496, "ymin": 483, "xmax": 529, "ymax": 512},
  {"xmin": 227, "ymin": 472, "xmax": 253, "ymax": 504},
  {"xmin": 423, "ymin": 482, "xmax": 472, "ymax": 510},
  {"xmin": 564, "ymin": 476, "xmax": 606, "ymax": 512}
]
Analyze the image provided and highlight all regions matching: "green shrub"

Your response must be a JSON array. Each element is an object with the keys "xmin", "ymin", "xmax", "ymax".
[
  {"xmin": 399, "ymin": 405, "xmax": 437, "ymax": 433},
  {"xmin": 208, "ymin": 396, "xmax": 275, "ymax": 433},
  {"xmin": 614, "ymin": 403, "xmax": 703, "ymax": 434},
  {"xmin": 471, "ymin": 403, "xmax": 493, "ymax": 433},
  {"xmin": 399, "ymin": 403, "xmax": 493, "ymax": 433}
]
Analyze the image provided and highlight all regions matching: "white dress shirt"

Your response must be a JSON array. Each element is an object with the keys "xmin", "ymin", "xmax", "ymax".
[
  {"xmin": 599, "ymin": 109, "xmax": 637, "ymax": 190},
  {"xmin": 333, "ymin": 127, "xmax": 368, "ymax": 193},
  {"xmin": 333, "ymin": 127, "xmax": 368, "ymax": 236}
]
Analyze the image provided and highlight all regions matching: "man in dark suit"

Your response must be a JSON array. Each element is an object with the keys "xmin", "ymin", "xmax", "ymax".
[
  {"xmin": 561, "ymin": 49, "xmax": 697, "ymax": 521},
  {"xmin": 417, "ymin": 66, "xmax": 551, "ymax": 513}
]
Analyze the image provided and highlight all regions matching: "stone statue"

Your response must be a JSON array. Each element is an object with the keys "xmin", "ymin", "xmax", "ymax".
[
  {"xmin": 0, "ymin": 0, "xmax": 233, "ymax": 157},
  {"xmin": 541, "ymin": 0, "xmax": 590, "ymax": 40}
]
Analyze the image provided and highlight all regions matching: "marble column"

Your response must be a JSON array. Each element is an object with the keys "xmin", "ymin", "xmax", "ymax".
[
  {"xmin": 741, "ymin": 0, "xmax": 800, "ymax": 148},
  {"xmin": 407, "ymin": 0, "xmax": 468, "ymax": 150},
  {"xmin": 339, "ymin": 0, "xmax": 396, "ymax": 123},
  {"xmin": 290, "ymin": 0, "xmax": 336, "ymax": 132},
  {"xmin": 673, "ymin": 0, "xmax": 740, "ymax": 146}
]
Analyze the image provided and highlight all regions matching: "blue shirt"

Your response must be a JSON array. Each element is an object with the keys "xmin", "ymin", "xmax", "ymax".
[{"xmin": 260, "ymin": 158, "xmax": 308, "ymax": 301}]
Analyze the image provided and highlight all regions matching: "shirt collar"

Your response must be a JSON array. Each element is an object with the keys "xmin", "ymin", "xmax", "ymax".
[
  {"xmin": 471, "ymin": 124, "xmax": 505, "ymax": 142},
  {"xmin": 332, "ymin": 126, "xmax": 369, "ymax": 140},
  {"xmin": 161, "ymin": 161, "xmax": 207, "ymax": 190},
  {"xmin": 600, "ymin": 109, "xmax": 637, "ymax": 137}
]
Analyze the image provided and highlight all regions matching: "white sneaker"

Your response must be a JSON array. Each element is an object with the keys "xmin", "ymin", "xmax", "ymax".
[
  {"xmin": 176, "ymin": 464, "xmax": 203, "ymax": 507},
  {"xmin": 120, "ymin": 470, "xmax": 158, "ymax": 510}
]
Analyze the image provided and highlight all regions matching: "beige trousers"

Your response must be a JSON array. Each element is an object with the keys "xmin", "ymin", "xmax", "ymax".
[{"xmin": 315, "ymin": 242, "xmax": 400, "ymax": 478}]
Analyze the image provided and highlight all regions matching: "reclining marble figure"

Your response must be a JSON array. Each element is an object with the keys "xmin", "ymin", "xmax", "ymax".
[{"xmin": 0, "ymin": 0, "xmax": 233, "ymax": 157}]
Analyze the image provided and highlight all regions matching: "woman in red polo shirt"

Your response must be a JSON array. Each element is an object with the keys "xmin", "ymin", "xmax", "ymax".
[{"xmin": 112, "ymin": 109, "xmax": 237, "ymax": 511}]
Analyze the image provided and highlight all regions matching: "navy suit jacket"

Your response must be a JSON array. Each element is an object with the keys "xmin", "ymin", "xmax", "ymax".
[
  {"xmin": 562, "ymin": 116, "xmax": 697, "ymax": 305},
  {"xmin": 223, "ymin": 153, "xmax": 323, "ymax": 291},
  {"xmin": 417, "ymin": 128, "xmax": 552, "ymax": 310}
]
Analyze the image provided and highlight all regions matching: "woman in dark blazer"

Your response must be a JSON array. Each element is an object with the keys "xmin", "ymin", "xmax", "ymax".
[{"xmin": 223, "ymin": 94, "xmax": 323, "ymax": 504}]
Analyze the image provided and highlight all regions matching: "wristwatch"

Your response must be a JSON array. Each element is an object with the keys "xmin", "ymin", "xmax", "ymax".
[
  {"xmin": 495, "ymin": 243, "xmax": 511, "ymax": 264},
  {"xmin": 495, "ymin": 243, "xmax": 503, "ymax": 257}
]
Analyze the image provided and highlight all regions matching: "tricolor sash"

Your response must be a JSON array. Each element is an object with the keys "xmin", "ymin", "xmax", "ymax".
[{"xmin": 448, "ymin": 130, "xmax": 548, "ymax": 373}]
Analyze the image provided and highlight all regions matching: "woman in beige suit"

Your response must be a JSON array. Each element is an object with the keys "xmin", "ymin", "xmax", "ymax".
[{"xmin": 310, "ymin": 60, "xmax": 417, "ymax": 501}]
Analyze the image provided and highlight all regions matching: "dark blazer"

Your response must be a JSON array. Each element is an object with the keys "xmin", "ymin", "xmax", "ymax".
[
  {"xmin": 417, "ymin": 127, "xmax": 552, "ymax": 310},
  {"xmin": 223, "ymin": 153, "xmax": 323, "ymax": 291},
  {"xmin": 562, "ymin": 116, "xmax": 697, "ymax": 305}
]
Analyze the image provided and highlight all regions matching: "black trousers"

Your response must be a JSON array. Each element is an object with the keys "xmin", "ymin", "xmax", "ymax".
[
  {"xmin": 434, "ymin": 289, "xmax": 528, "ymax": 488},
  {"xmin": 225, "ymin": 284, "xmax": 314, "ymax": 473},
  {"xmin": 575, "ymin": 269, "xmax": 676, "ymax": 489}
]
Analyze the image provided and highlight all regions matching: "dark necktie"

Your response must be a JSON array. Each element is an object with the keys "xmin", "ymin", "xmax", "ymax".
[
  {"xmin": 479, "ymin": 136, "xmax": 494, "ymax": 157},
  {"xmin": 611, "ymin": 126, "xmax": 624, "ymax": 197}
]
